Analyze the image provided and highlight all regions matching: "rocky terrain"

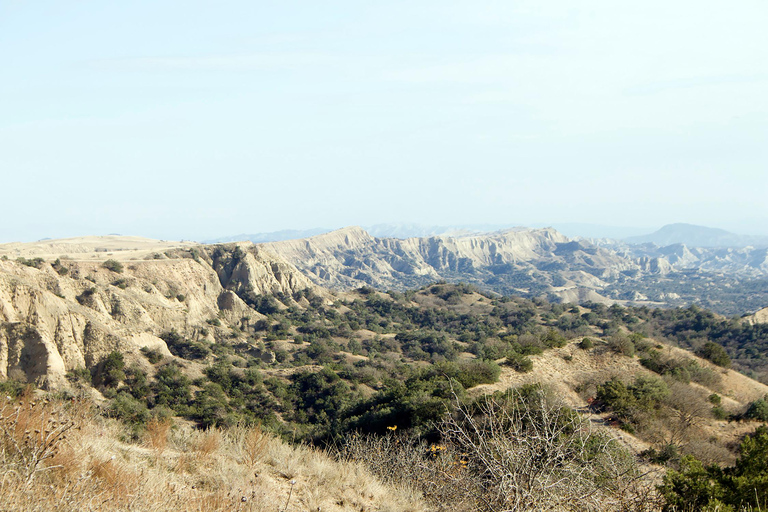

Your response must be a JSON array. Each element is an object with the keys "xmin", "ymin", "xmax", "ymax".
[
  {"xmin": 0, "ymin": 241, "xmax": 319, "ymax": 388},
  {"xmin": 2, "ymin": 235, "xmax": 768, "ymax": 510},
  {"xmin": 2, "ymin": 230, "xmax": 767, "ymax": 390},
  {"xmin": 258, "ymin": 226, "xmax": 768, "ymax": 315}
]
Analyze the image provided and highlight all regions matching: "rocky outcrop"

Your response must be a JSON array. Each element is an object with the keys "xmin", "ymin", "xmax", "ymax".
[
  {"xmin": 262, "ymin": 227, "xmax": 639, "ymax": 294},
  {"xmin": 0, "ymin": 244, "xmax": 318, "ymax": 388},
  {"xmin": 745, "ymin": 307, "xmax": 768, "ymax": 325}
]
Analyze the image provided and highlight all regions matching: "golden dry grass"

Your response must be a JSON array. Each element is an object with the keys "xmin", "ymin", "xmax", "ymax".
[{"xmin": 0, "ymin": 393, "xmax": 427, "ymax": 512}]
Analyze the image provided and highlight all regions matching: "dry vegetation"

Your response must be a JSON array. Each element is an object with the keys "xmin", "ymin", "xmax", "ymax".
[{"xmin": 0, "ymin": 389, "xmax": 426, "ymax": 512}]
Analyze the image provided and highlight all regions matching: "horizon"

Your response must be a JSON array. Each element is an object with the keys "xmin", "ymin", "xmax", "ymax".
[
  {"xmin": 2, "ymin": 220, "xmax": 766, "ymax": 245},
  {"xmin": 2, "ymin": 1, "xmax": 767, "ymax": 243}
]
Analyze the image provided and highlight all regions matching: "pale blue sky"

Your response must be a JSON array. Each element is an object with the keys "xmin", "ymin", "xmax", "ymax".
[{"xmin": 1, "ymin": 1, "xmax": 767, "ymax": 242}]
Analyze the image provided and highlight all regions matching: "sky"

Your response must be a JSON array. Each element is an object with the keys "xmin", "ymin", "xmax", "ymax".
[{"xmin": 1, "ymin": 1, "xmax": 767, "ymax": 242}]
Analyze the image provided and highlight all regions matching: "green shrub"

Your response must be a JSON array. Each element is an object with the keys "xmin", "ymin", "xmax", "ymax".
[
  {"xmin": 111, "ymin": 278, "xmax": 128, "ymax": 289},
  {"xmin": 66, "ymin": 367, "xmax": 92, "ymax": 384},
  {"xmin": 744, "ymin": 395, "xmax": 768, "ymax": 422},
  {"xmin": 102, "ymin": 259, "xmax": 124, "ymax": 273},
  {"xmin": 440, "ymin": 359, "xmax": 501, "ymax": 389},
  {"xmin": 595, "ymin": 375, "xmax": 669, "ymax": 422},
  {"xmin": 0, "ymin": 380, "xmax": 27, "ymax": 398},
  {"xmin": 696, "ymin": 342, "xmax": 731, "ymax": 368},
  {"xmin": 579, "ymin": 337, "xmax": 594, "ymax": 349},
  {"xmin": 100, "ymin": 351, "xmax": 125, "ymax": 388},
  {"xmin": 161, "ymin": 330, "xmax": 211, "ymax": 360},
  {"xmin": 16, "ymin": 257, "xmax": 45, "ymax": 269},
  {"xmin": 52, "ymin": 258, "xmax": 69, "ymax": 275},
  {"xmin": 150, "ymin": 363, "xmax": 191, "ymax": 410},
  {"xmin": 711, "ymin": 406, "xmax": 728, "ymax": 420},
  {"xmin": 503, "ymin": 352, "xmax": 533, "ymax": 373},
  {"xmin": 109, "ymin": 392, "xmax": 150, "ymax": 425},
  {"xmin": 140, "ymin": 346, "xmax": 164, "ymax": 364},
  {"xmin": 75, "ymin": 287, "xmax": 97, "ymax": 305},
  {"xmin": 607, "ymin": 334, "xmax": 635, "ymax": 357},
  {"xmin": 542, "ymin": 329, "xmax": 567, "ymax": 348},
  {"xmin": 660, "ymin": 426, "xmax": 768, "ymax": 510}
]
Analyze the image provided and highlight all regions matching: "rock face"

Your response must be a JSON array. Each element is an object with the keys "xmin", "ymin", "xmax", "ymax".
[
  {"xmin": 745, "ymin": 307, "xmax": 768, "ymax": 325},
  {"xmin": 0, "ymin": 244, "xmax": 317, "ymax": 388},
  {"xmin": 261, "ymin": 227, "xmax": 768, "ymax": 315},
  {"xmin": 262, "ymin": 227, "xmax": 638, "ymax": 300}
]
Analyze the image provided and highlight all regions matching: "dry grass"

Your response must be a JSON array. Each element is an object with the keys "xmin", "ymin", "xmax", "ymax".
[
  {"xmin": 145, "ymin": 416, "xmax": 171, "ymax": 455},
  {"xmin": 0, "ymin": 392, "xmax": 427, "ymax": 512}
]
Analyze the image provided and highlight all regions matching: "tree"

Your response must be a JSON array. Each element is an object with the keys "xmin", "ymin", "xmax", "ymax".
[{"xmin": 696, "ymin": 342, "xmax": 730, "ymax": 368}]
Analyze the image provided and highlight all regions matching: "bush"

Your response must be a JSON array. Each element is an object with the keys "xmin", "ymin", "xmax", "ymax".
[
  {"xmin": 66, "ymin": 367, "xmax": 92, "ymax": 384},
  {"xmin": 608, "ymin": 334, "xmax": 635, "ymax": 357},
  {"xmin": 711, "ymin": 406, "xmax": 728, "ymax": 420},
  {"xmin": 579, "ymin": 337, "xmax": 594, "ymax": 349},
  {"xmin": 102, "ymin": 259, "xmax": 124, "ymax": 273},
  {"xmin": 595, "ymin": 375, "xmax": 669, "ymax": 422},
  {"xmin": 744, "ymin": 395, "xmax": 768, "ymax": 422},
  {"xmin": 542, "ymin": 329, "xmax": 567, "ymax": 348},
  {"xmin": 16, "ymin": 257, "xmax": 45, "ymax": 269},
  {"xmin": 696, "ymin": 342, "xmax": 731, "ymax": 368},
  {"xmin": 99, "ymin": 351, "xmax": 125, "ymax": 388},
  {"xmin": 140, "ymin": 346, "xmax": 163, "ymax": 364},
  {"xmin": 161, "ymin": 330, "xmax": 211, "ymax": 360},
  {"xmin": 440, "ymin": 387, "xmax": 642, "ymax": 511},
  {"xmin": 52, "ymin": 258, "xmax": 69, "ymax": 275},
  {"xmin": 503, "ymin": 352, "xmax": 533, "ymax": 373},
  {"xmin": 0, "ymin": 380, "xmax": 27, "ymax": 398},
  {"xmin": 660, "ymin": 426, "xmax": 768, "ymax": 510},
  {"xmin": 440, "ymin": 359, "xmax": 501, "ymax": 389},
  {"xmin": 109, "ymin": 392, "xmax": 150, "ymax": 426}
]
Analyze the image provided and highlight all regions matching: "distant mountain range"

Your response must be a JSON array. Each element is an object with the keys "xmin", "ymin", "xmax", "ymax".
[
  {"xmin": 625, "ymin": 223, "xmax": 768, "ymax": 248},
  {"xmin": 208, "ymin": 222, "xmax": 768, "ymax": 248}
]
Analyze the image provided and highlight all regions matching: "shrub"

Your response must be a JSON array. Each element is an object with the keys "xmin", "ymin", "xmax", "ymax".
[
  {"xmin": 579, "ymin": 337, "xmax": 594, "ymax": 349},
  {"xmin": 52, "ymin": 258, "xmax": 69, "ymax": 275},
  {"xmin": 0, "ymin": 380, "xmax": 27, "ymax": 399},
  {"xmin": 112, "ymin": 278, "xmax": 128, "ymax": 289},
  {"xmin": 696, "ymin": 342, "xmax": 731, "ymax": 368},
  {"xmin": 109, "ymin": 392, "xmax": 150, "ymax": 426},
  {"xmin": 161, "ymin": 330, "xmax": 211, "ymax": 360},
  {"xmin": 660, "ymin": 426, "xmax": 768, "ymax": 510},
  {"xmin": 711, "ymin": 406, "xmax": 728, "ymax": 420},
  {"xmin": 99, "ymin": 351, "xmax": 125, "ymax": 388},
  {"xmin": 66, "ymin": 367, "xmax": 92, "ymax": 384},
  {"xmin": 595, "ymin": 375, "xmax": 669, "ymax": 422},
  {"xmin": 503, "ymin": 352, "xmax": 533, "ymax": 373},
  {"xmin": 608, "ymin": 334, "xmax": 635, "ymax": 357},
  {"xmin": 542, "ymin": 328, "xmax": 567, "ymax": 348},
  {"xmin": 75, "ymin": 287, "xmax": 97, "ymax": 305},
  {"xmin": 744, "ymin": 395, "xmax": 768, "ymax": 422},
  {"xmin": 440, "ymin": 359, "xmax": 501, "ymax": 389},
  {"xmin": 102, "ymin": 259, "xmax": 124, "ymax": 273},
  {"xmin": 440, "ymin": 387, "xmax": 642, "ymax": 511},
  {"xmin": 16, "ymin": 257, "xmax": 45, "ymax": 269},
  {"xmin": 140, "ymin": 347, "xmax": 163, "ymax": 364}
]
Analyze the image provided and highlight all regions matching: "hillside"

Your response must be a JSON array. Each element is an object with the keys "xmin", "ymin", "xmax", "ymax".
[
  {"xmin": 2, "ymin": 240, "xmax": 768, "ymax": 509},
  {"xmin": 262, "ymin": 226, "xmax": 635, "ymax": 301},
  {"xmin": 0, "ymin": 241, "xmax": 319, "ymax": 388},
  {"xmin": 259, "ymin": 226, "xmax": 768, "ymax": 315}
]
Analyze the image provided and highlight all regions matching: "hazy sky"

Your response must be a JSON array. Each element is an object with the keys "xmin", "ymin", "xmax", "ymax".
[{"xmin": 2, "ymin": 1, "xmax": 767, "ymax": 242}]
